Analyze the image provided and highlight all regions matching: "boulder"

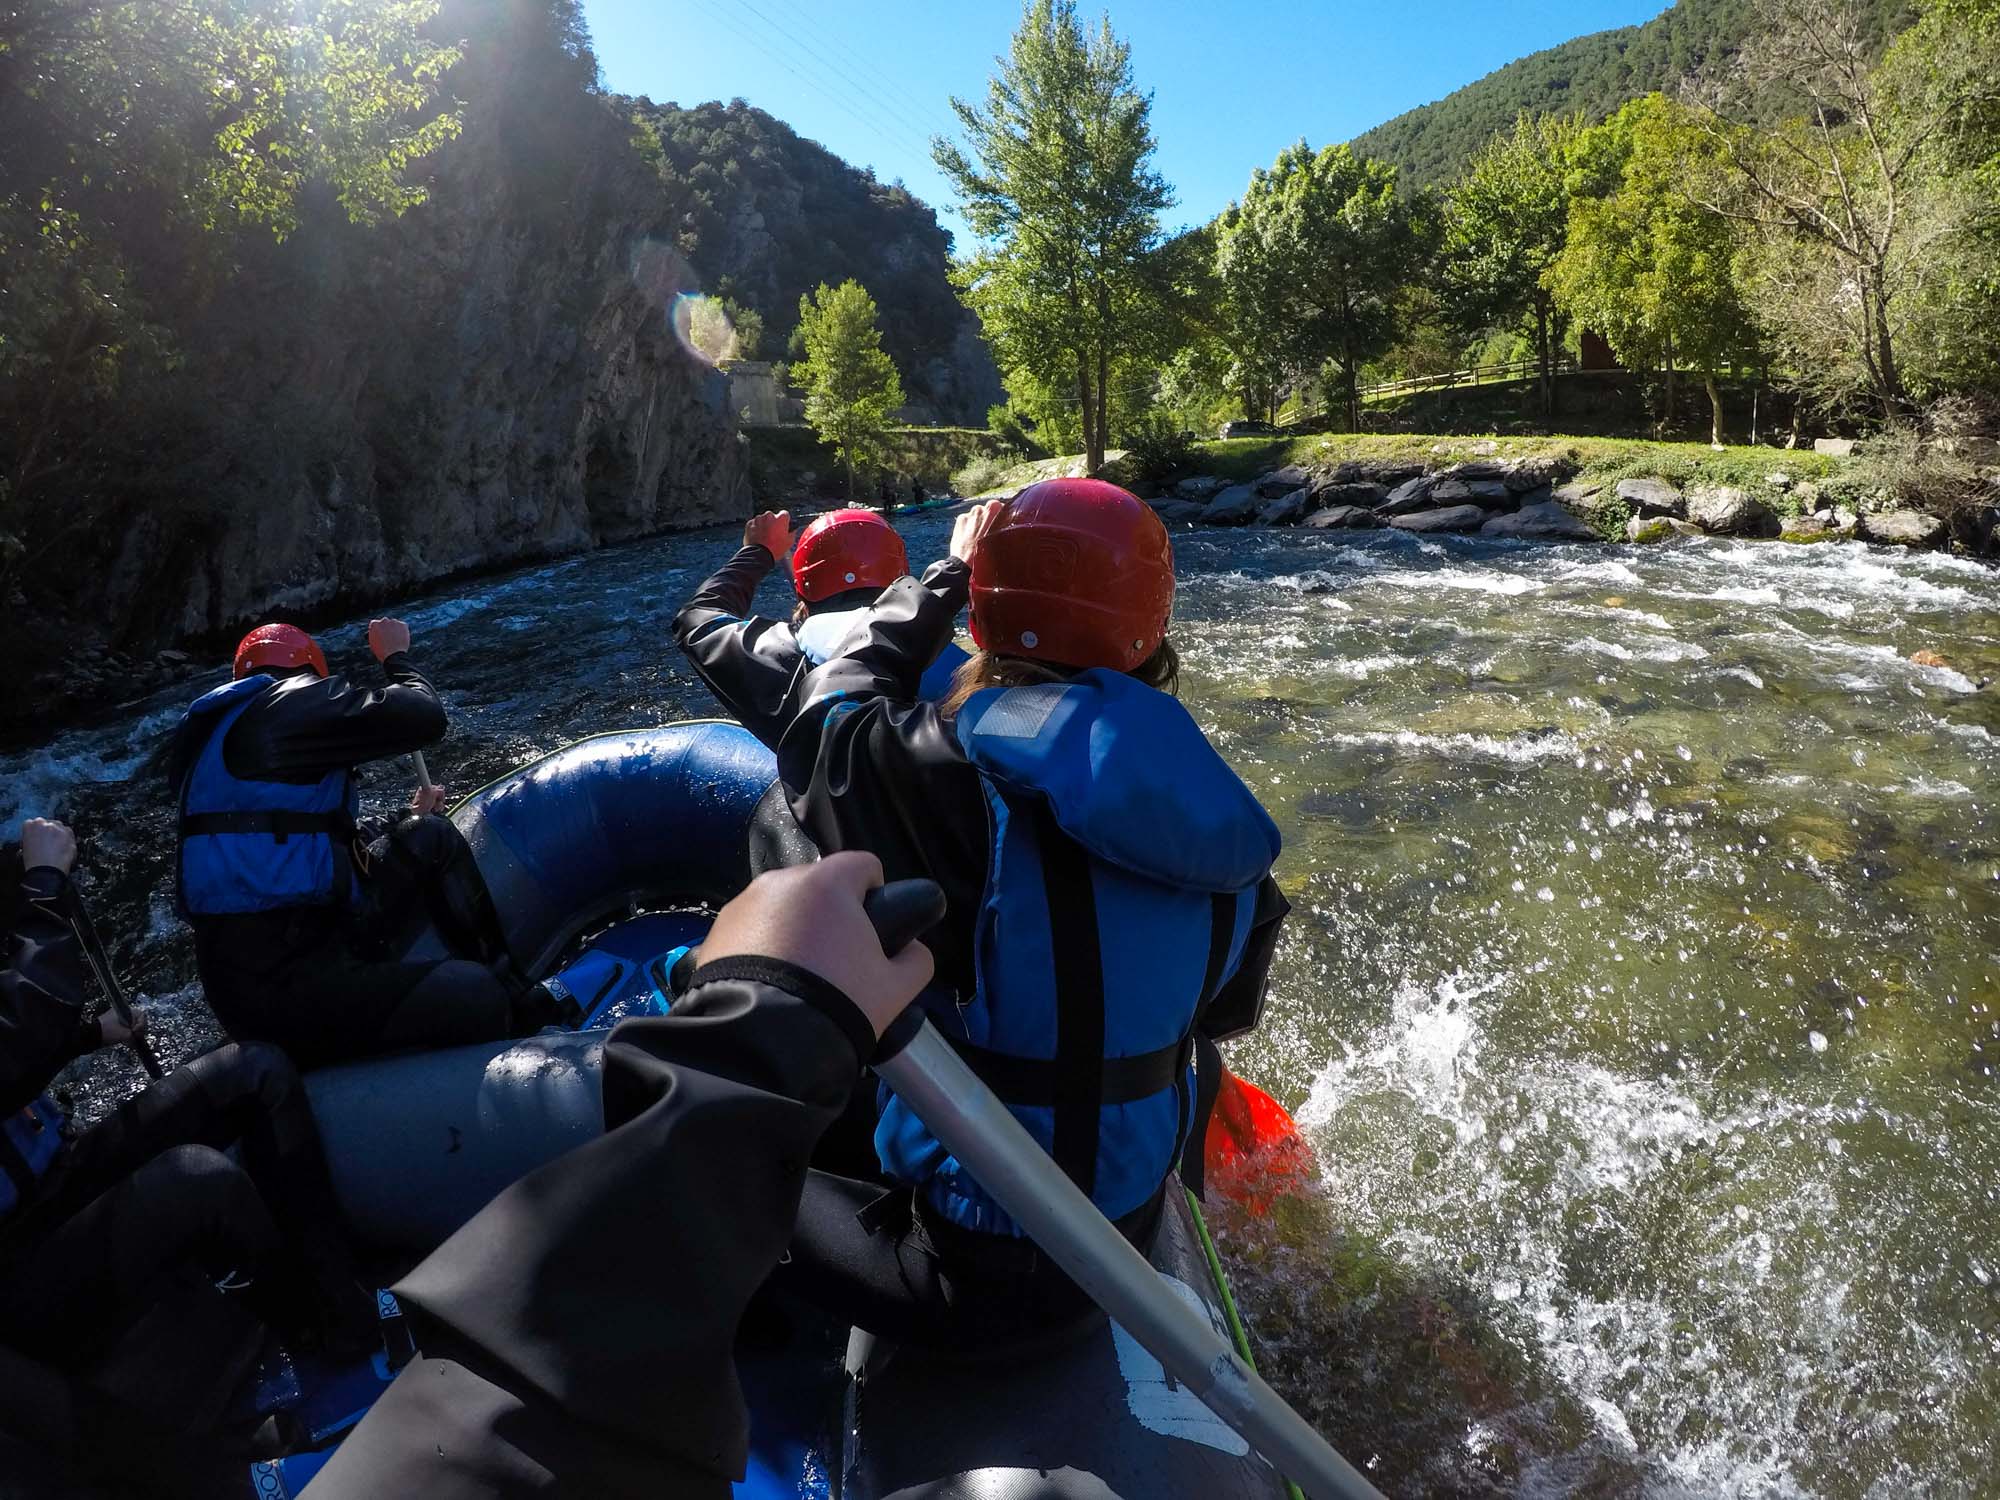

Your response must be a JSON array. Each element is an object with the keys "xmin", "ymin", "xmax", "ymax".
[
  {"xmin": 1686, "ymin": 484, "xmax": 1780, "ymax": 537},
  {"xmin": 1465, "ymin": 478, "xmax": 1514, "ymax": 507},
  {"xmin": 1554, "ymin": 478, "xmax": 1604, "ymax": 507},
  {"xmin": 1766, "ymin": 471, "xmax": 1793, "ymax": 492},
  {"xmin": 1313, "ymin": 481, "xmax": 1388, "ymax": 510},
  {"xmin": 1813, "ymin": 437, "xmax": 1857, "ymax": 457},
  {"xmin": 1304, "ymin": 504, "xmax": 1386, "ymax": 530},
  {"xmin": 1258, "ymin": 487, "xmax": 1316, "ymax": 526},
  {"xmin": 1174, "ymin": 475, "xmax": 1228, "ymax": 500},
  {"xmin": 1200, "ymin": 485, "xmax": 1264, "ymax": 526},
  {"xmin": 1626, "ymin": 515, "xmax": 1676, "ymax": 544},
  {"xmin": 1480, "ymin": 501, "xmax": 1598, "ymax": 542},
  {"xmin": 1155, "ymin": 500, "xmax": 1211, "ymax": 524},
  {"xmin": 1513, "ymin": 484, "xmax": 1555, "ymax": 509},
  {"xmin": 1780, "ymin": 515, "xmax": 1834, "ymax": 543},
  {"xmin": 1857, "ymin": 508, "xmax": 1948, "ymax": 548},
  {"xmin": 1389, "ymin": 504, "xmax": 1487, "ymax": 534},
  {"xmin": 1950, "ymin": 501, "xmax": 2000, "ymax": 556},
  {"xmin": 1616, "ymin": 476, "xmax": 1685, "ymax": 517},
  {"xmin": 1254, "ymin": 464, "xmax": 1313, "ymax": 498},
  {"xmin": 1502, "ymin": 454, "xmax": 1574, "ymax": 491},
  {"xmin": 1378, "ymin": 477, "xmax": 1437, "ymax": 515},
  {"xmin": 1428, "ymin": 478, "xmax": 1475, "ymax": 505},
  {"xmin": 1833, "ymin": 505, "xmax": 1860, "ymax": 532},
  {"xmin": 1439, "ymin": 460, "xmax": 1508, "ymax": 482}
]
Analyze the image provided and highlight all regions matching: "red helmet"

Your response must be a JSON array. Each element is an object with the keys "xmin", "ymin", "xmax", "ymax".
[
  {"xmin": 791, "ymin": 509, "xmax": 909, "ymax": 603},
  {"xmin": 233, "ymin": 623, "xmax": 328, "ymax": 680},
  {"xmin": 970, "ymin": 479, "xmax": 1174, "ymax": 673}
]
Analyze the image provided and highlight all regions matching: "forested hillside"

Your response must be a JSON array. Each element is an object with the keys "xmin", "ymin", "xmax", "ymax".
[
  {"xmin": 1351, "ymin": 0, "xmax": 1914, "ymax": 185},
  {"xmin": 633, "ymin": 99, "xmax": 1001, "ymax": 422}
]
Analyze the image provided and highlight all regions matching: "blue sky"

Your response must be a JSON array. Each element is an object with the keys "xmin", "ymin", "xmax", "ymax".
[{"xmin": 580, "ymin": 0, "xmax": 1667, "ymax": 240}]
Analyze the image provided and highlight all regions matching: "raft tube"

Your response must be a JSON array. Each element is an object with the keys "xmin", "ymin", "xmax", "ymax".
[
  {"xmin": 306, "ymin": 721, "xmax": 777, "ymax": 1251},
  {"xmin": 300, "ymin": 721, "xmax": 1288, "ymax": 1500}
]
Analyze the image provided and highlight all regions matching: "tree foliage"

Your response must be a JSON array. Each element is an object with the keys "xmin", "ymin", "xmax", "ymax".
[
  {"xmin": 1550, "ymin": 95, "xmax": 1755, "ymax": 441},
  {"xmin": 794, "ymin": 280, "xmax": 905, "ymax": 498},
  {"xmin": 933, "ymin": 0, "xmax": 1170, "ymax": 473},
  {"xmin": 1215, "ymin": 143, "xmax": 1429, "ymax": 432},
  {"xmin": 1688, "ymin": 0, "xmax": 1997, "ymax": 417},
  {"xmin": 0, "ymin": 0, "xmax": 463, "ymax": 545},
  {"xmin": 1440, "ymin": 112, "xmax": 1584, "ymax": 420}
]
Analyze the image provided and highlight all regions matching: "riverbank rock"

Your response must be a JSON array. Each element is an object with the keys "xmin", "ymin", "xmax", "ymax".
[
  {"xmin": 1312, "ymin": 479, "xmax": 1388, "ymax": 511},
  {"xmin": 1814, "ymin": 437, "xmax": 1858, "ymax": 457},
  {"xmin": 1780, "ymin": 514, "xmax": 1836, "ymax": 543},
  {"xmin": 1201, "ymin": 485, "xmax": 1264, "ymax": 526},
  {"xmin": 1480, "ymin": 501, "xmax": 1597, "ymax": 542},
  {"xmin": 1627, "ymin": 516, "xmax": 1682, "ymax": 544},
  {"xmin": 1389, "ymin": 504, "xmax": 1487, "ymax": 534},
  {"xmin": 1503, "ymin": 453, "xmax": 1575, "ymax": 491},
  {"xmin": 1255, "ymin": 464, "xmax": 1313, "ymax": 497},
  {"xmin": 1465, "ymin": 478, "xmax": 1514, "ymax": 507},
  {"xmin": 1259, "ymin": 487, "xmax": 1316, "ymax": 526},
  {"xmin": 1858, "ymin": 508, "xmax": 1948, "ymax": 548},
  {"xmin": 1616, "ymin": 476, "xmax": 1685, "ymax": 518},
  {"xmin": 1687, "ymin": 484, "xmax": 1780, "ymax": 537},
  {"xmin": 1175, "ymin": 475, "xmax": 1228, "ymax": 500},
  {"xmin": 1378, "ymin": 477, "xmax": 1435, "ymax": 515},
  {"xmin": 1951, "ymin": 501, "xmax": 2000, "ymax": 555},
  {"xmin": 1428, "ymin": 478, "xmax": 1476, "ymax": 505},
  {"xmin": 1305, "ymin": 504, "xmax": 1386, "ymax": 530},
  {"xmin": 1155, "ymin": 500, "xmax": 1210, "ymax": 524}
]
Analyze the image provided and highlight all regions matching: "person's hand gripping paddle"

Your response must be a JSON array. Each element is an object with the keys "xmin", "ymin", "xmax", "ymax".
[
  {"xmin": 369, "ymin": 617, "xmax": 447, "ymax": 815},
  {"xmin": 859, "ymin": 877, "xmax": 1384, "ymax": 1500}
]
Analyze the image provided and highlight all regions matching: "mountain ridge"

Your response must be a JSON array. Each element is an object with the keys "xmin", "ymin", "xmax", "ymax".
[{"xmin": 1349, "ymin": 0, "xmax": 1915, "ymax": 186}]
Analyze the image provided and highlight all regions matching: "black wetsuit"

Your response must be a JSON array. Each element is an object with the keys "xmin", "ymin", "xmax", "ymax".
[
  {"xmin": 673, "ymin": 543, "xmax": 882, "ymax": 751},
  {"xmin": 0, "ymin": 864, "xmax": 366, "ymax": 1489},
  {"xmin": 172, "ymin": 653, "xmax": 520, "ymax": 1068},
  {"xmin": 311, "ymin": 956, "xmax": 879, "ymax": 1498},
  {"xmin": 769, "ymin": 559, "xmax": 1290, "ymax": 1345}
]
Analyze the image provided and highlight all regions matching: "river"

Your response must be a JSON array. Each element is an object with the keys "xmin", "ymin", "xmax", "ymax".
[{"xmin": 4, "ymin": 515, "xmax": 1997, "ymax": 1498}]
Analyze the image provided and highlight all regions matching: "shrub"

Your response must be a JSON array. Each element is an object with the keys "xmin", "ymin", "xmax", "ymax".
[
  {"xmin": 986, "ymin": 402, "xmax": 1038, "ymax": 455},
  {"xmin": 953, "ymin": 454, "xmax": 1018, "ymax": 497},
  {"xmin": 1121, "ymin": 412, "xmax": 1199, "ymax": 488}
]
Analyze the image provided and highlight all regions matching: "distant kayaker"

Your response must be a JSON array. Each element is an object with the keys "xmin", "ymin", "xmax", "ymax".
[
  {"xmin": 168, "ymin": 619, "xmax": 560, "ymax": 1068},
  {"xmin": 773, "ymin": 478, "xmax": 1290, "ymax": 1345},
  {"xmin": 307, "ymin": 853, "xmax": 935, "ymax": 1499},
  {"xmin": 0, "ymin": 818, "xmax": 371, "ymax": 1490},
  {"xmin": 673, "ymin": 507, "xmax": 967, "ymax": 751}
]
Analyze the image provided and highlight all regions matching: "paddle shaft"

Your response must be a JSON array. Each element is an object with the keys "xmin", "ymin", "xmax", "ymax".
[
  {"xmin": 860, "ymin": 883, "xmax": 1381, "ymax": 1500},
  {"xmin": 412, "ymin": 751, "xmax": 434, "ymax": 791},
  {"xmin": 62, "ymin": 889, "xmax": 165, "ymax": 1080}
]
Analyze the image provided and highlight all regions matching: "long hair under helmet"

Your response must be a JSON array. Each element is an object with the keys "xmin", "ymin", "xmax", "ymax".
[
  {"xmin": 790, "ymin": 508, "xmax": 909, "ymax": 603},
  {"xmin": 968, "ymin": 478, "xmax": 1174, "ymax": 674}
]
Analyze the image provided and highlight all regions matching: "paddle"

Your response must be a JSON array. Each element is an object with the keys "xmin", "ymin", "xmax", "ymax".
[
  {"xmin": 412, "ymin": 751, "xmax": 435, "ymax": 795},
  {"xmin": 1205, "ymin": 1069, "xmax": 1318, "ymax": 1216},
  {"xmin": 62, "ymin": 887, "xmax": 165, "ymax": 1081},
  {"xmin": 861, "ymin": 879, "xmax": 1384, "ymax": 1500}
]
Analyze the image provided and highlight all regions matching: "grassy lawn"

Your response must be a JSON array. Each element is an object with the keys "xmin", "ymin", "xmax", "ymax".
[{"xmin": 1189, "ymin": 432, "xmax": 1847, "ymax": 493}]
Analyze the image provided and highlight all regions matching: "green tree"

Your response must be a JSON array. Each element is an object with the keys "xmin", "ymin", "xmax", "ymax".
[
  {"xmin": 933, "ymin": 0, "xmax": 1171, "ymax": 473},
  {"xmin": 1550, "ymin": 95, "xmax": 1754, "ymax": 442},
  {"xmin": 1440, "ymin": 112, "xmax": 1585, "ymax": 423},
  {"xmin": 1215, "ymin": 142, "xmax": 1426, "ymax": 432},
  {"xmin": 794, "ymin": 280, "xmax": 905, "ymax": 499},
  {"xmin": 1688, "ymin": 0, "xmax": 1988, "ymax": 420},
  {"xmin": 0, "ymin": 0, "xmax": 462, "ymax": 545}
]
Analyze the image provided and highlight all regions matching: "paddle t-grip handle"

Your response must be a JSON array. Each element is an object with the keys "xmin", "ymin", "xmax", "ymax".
[
  {"xmin": 860, "ymin": 878, "xmax": 947, "ymax": 958},
  {"xmin": 861, "ymin": 879, "xmax": 947, "ymax": 1063}
]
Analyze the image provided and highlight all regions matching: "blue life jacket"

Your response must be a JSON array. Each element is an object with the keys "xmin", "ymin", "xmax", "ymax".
[
  {"xmin": 176, "ymin": 676, "xmax": 358, "ymax": 917},
  {"xmin": 875, "ymin": 669, "xmax": 1282, "ymax": 1236},
  {"xmin": 0, "ymin": 1094, "xmax": 66, "ymax": 1221},
  {"xmin": 795, "ymin": 608, "xmax": 970, "ymax": 702}
]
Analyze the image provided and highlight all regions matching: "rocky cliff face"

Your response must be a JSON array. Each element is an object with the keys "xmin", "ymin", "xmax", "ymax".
[
  {"xmin": 634, "ymin": 98, "xmax": 1002, "ymax": 423},
  {"xmin": 7, "ymin": 44, "xmax": 751, "ymax": 720}
]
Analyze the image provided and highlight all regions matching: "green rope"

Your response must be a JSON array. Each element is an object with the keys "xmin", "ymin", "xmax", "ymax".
[{"xmin": 1185, "ymin": 1189, "xmax": 1307, "ymax": 1500}]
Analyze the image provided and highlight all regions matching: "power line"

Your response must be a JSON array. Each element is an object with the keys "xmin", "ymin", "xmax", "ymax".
[
  {"xmin": 703, "ymin": 0, "xmax": 939, "ymax": 167},
  {"xmin": 760, "ymin": 0, "xmax": 962, "ymax": 156}
]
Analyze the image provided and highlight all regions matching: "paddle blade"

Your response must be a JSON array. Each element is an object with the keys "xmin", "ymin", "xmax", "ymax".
[{"xmin": 1203, "ymin": 1070, "xmax": 1315, "ymax": 1214}]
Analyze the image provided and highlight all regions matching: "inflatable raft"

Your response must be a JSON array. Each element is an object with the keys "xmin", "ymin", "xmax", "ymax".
[{"xmin": 263, "ymin": 723, "xmax": 1289, "ymax": 1499}]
